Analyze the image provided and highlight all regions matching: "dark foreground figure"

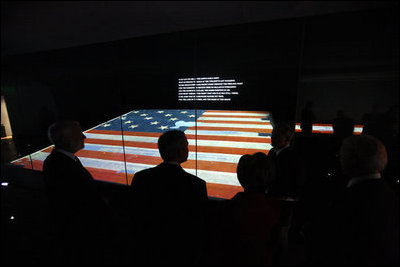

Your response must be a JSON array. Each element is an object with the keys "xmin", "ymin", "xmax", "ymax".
[
  {"xmin": 130, "ymin": 130, "xmax": 208, "ymax": 265},
  {"xmin": 311, "ymin": 135, "xmax": 399, "ymax": 265},
  {"xmin": 42, "ymin": 120, "xmax": 108, "ymax": 265}
]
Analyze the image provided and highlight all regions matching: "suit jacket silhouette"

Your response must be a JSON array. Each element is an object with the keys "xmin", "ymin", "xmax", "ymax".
[
  {"xmin": 42, "ymin": 149, "xmax": 107, "ymax": 263},
  {"xmin": 320, "ymin": 179, "xmax": 399, "ymax": 265},
  {"xmin": 130, "ymin": 162, "xmax": 208, "ymax": 264},
  {"xmin": 269, "ymin": 147, "xmax": 303, "ymax": 199},
  {"xmin": 43, "ymin": 149, "xmax": 105, "ymax": 219}
]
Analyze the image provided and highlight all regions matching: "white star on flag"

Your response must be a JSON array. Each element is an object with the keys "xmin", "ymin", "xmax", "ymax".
[
  {"xmin": 188, "ymin": 115, "xmax": 195, "ymax": 118},
  {"xmin": 102, "ymin": 123, "xmax": 111, "ymax": 127},
  {"xmin": 133, "ymin": 111, "xmax": 140, "ymax": 113},
  {"xmin": 157, "ymin": 111, "xmax": 164, "ymax": 113},
  {"xmin": 124, "ymin": 120, "xmax": 132, "ymax": 124},
  {"xmin": 170, "ymin": 118, "xmax": 178, "ymax": 121},
  {"xmin": 144, "ymin": 117, "xmax": 153, "ymax": 120},
  {"xmin": 158, "ymin": 126, "xmax": 168, "ymax": 130},
  {"xmin": 165, "ymin": 114, "xmax": 172, "ymax": 117},
  {"xmin": 129, "ymin": 125, "xmax": 139, "ymax": 129},
  {"xmin": 180, "ymin": 111, "xmax": 188, "ymax": 114},
  {"xmin": 151, "ymin": 121, "xmax": 159, "ymax": 125},
  {"xmin": 140, "ymin": 114, "xmax": 148, "ymax": 116}
]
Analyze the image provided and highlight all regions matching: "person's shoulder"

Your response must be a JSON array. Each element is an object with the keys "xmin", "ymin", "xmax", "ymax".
[
  {"xmin": 43, "ymin": 149, "xmax": 67, "ymax": 167},
  {"xmin": 44, "ymin": 149, "xmax": 57, "ymax": 160},
  {"xmin": 132, "ymin": 165, "xmax": 159, "ymax": 180},
  {"xmin": 279, "ymin": 146, "xmax": 295, "ymax": 158},
  {"xmin": 131, "ymin": 165, "xmax": 166, "ymax": 186},
  {"xmin": 183, "ymin": 170, "xmax": 206, "ymax": 184},
  {"xmin": 349, "ymin": 179, "xmax": 394, "ymax": 196}
]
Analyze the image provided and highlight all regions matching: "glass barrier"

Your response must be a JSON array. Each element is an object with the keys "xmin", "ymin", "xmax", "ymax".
[
  {"xmin": 10, "ymin": 109, "xmax": 366, "ymax": 198},
  {"xmin": 9, "ymin": 109, "xmax": 273, "ymax": 199}
]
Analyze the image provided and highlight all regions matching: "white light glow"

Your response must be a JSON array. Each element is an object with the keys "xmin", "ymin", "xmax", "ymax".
[
  {"xmin": 1, "ymin": 182, "xmax": 9, "ymax": 186},
  {"xmin": 10, "ymin": 216, "xmax": 15, "ymax": 220}
]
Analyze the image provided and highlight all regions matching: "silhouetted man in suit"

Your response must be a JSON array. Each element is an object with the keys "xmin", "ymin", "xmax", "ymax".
[
  {"xmin": 130, "ymin": 130, "xmax": 207, "ymax": 265},
  {"xmin": 268, "ymin": 122, "xmax": 306, "ymax": 258},
  {"xmin": 269, "ymin": 122, "xmax": 303, "ymax": 201},
  {"xmin": 43, "ymin": 120, "xmax": 107, "ymax": 265},
  {"xmin": 317, "ymin": 135, "xmax": 399, "ymax": 265},
  {"xmin": 332, "ymin": 109, "xmax": 354, "ymax": 140}
]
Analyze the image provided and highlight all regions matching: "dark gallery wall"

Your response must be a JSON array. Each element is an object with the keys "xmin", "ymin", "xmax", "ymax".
[
  {"xmin": 296, "ymin": 7, "xmax": 399, "ymax": 123},
  {"xmin": 1, "ymin": 7, "xmax": 398, "ymax": 158}
]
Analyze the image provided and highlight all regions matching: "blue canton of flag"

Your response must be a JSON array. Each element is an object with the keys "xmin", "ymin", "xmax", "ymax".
[{"xmin": 97, "ymin": 109, "xmax": 206, "ymax": 133}]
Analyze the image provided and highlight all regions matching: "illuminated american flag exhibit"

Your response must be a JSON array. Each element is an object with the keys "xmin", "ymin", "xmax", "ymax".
[{"xmin": 11, "ymin": 109, "xmax": 273, "ymax": 199}]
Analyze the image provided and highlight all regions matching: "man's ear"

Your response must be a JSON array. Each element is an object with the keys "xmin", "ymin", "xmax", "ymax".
[{"xmin": 178, "ymin": 146, "xmax": 188, "ymax": 163}]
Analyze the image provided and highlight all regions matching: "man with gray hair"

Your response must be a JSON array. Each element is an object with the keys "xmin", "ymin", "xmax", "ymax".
[
  {"xmin": 319, "ymin": 135, "xmax": 398, "ymax": 265},
  {"xmin": 43, "ymin": 120, "xmax": 107, "ymax": 264}
]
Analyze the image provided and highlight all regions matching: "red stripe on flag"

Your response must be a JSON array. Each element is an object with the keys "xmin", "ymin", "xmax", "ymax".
[
  {"xmin": 86, "ymin": 130, "xmax": 270, "ymax": 144},
  {"xmin": 86, "ymin": 129, "xmax": 162, "ymax": 137},
  {"xmin": 84, "ymin": 138, "xmax": 268, "ymax": 156},
  {"xmin": 13, "ymin": 158, "xmax": 244, "ymax": 198},
  {"xmin": 187, "ymin": 134, "xmax": 270, "ymax": 143},
  {"xmin": 75, "ymin": 149, "xmax": 238, "ymax": 173},
  {"xmin": 200, "ymin": 114, "xmax": 267, "ymax": 118},
  {"xmin": 206, "ymin": 110, "xmax": 268, "ymax": 114},
  {"xmin": 197, "ymin": 120, "xmax": 272, "ymax": 125},
  {"xmin": 193, "ymin": 126, "xmax": 272, "ymax": 133}
]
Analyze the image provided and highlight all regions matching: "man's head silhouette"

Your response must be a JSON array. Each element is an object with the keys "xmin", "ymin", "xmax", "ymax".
[
  {"xmin": 158, "ymin": 130, "xmax": 189, "ymax": 164},
  {"xmin": 339, "ymin": 135, "xmax": 387, "ymax": 177},
  {"xmin": 48, "ymin": 120, "xmax": 86, "ymax": 154}
]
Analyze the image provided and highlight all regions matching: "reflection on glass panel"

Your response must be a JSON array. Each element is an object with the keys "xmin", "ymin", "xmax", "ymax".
[{"xmin": 11, "ymin": 153, "xmax": 35, "ymax": 170}]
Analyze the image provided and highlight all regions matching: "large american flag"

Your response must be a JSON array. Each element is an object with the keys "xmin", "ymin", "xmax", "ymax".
[{"xmin": 11, "ymin": 109, "xmax": 272, "ymax": 199}]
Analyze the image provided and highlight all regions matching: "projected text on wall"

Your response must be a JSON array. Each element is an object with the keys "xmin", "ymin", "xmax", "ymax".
[{"xmin": 178, "ymin": 77, "xmax": 243, "ymax": 101}]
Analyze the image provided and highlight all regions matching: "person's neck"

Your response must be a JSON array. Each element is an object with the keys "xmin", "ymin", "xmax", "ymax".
[
  {"xmin": 164, "ymin": 161, "xmax": 180, "ymax": 166},
  {"xmin": 346, "ymin": 173, "xmax": 381, "ymax": 188},
  {"xmin": 274, "ymin": 144, "xmax": 290, "ymax": 155},
  {"xmin": 55, "ymin": 147, "xmax": 77, "ymax": 160}
]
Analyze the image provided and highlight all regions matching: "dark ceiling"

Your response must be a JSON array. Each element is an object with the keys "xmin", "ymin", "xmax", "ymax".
[{"xmin": 2, "ymin": 1, "xmax": 398, "ymax": 57}]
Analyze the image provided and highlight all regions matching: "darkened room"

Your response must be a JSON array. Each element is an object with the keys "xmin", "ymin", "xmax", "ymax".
[{"xmin": 1, "ymin": 1, "xmax": 399, "ymax": 265}]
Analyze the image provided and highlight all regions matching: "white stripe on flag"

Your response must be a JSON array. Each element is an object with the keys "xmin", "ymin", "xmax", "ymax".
[
  {"xmin": 198, "ymin": 117, "xmax": 271, "ymax": 122},
  {"xmin": 30, "ymin": 151, "xmax": 241, "ymax": 186},
  {"xmin": 185, "ymin": 130, "xmax": 269, "ymax": 138},
  {"xmin": 85, "ymin": 133, "xmax": 271, "ymax": 150},
  {"xmin": 196, "ymin": 122, "xmax": 272, "ymax": 129},
  {"xmin": 83, "ymin": 143, "xmax": 245, "ymax": 163}
]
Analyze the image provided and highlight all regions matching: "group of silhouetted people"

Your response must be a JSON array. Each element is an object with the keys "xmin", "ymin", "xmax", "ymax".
[{"xmin": 41, "ymin": 115, "xmax": 398, "ymax": 265}]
